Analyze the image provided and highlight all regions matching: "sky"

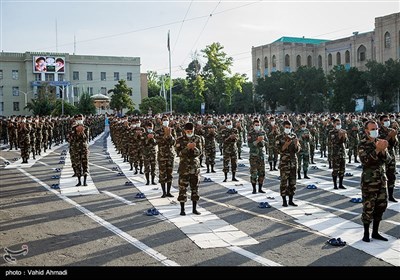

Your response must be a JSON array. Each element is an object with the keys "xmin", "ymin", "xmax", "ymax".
[{"xmin": 1, "ymin": 0, "xmax": 399, "ymax": 80}]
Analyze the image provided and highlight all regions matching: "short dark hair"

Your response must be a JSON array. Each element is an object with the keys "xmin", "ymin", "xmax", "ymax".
[
  {"xmin": 364, "ymin": 120, "xmax": 377, "ymax": 129},
  {"xmin": 283, "ymin": 120, "xmax": 292, "ymax": 127},
  {"xmin": 184, "ymin": 122, "xmax": 194, "ymax": 130},
  {"xmin": 379, "ymin": 114, "xmax": 389, "ymax": 122}
]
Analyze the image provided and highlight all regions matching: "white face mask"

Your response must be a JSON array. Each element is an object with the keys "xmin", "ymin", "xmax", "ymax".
[
  {"xmin": 147, "ymin": 128, "xmax": 153, "ymax": 133},
  {"xmin": 137, "ymin": 122, "xmax": 141, "ymax": 126},
  {"xmin": 284, "ymin": 128, "xmax": 291, "ymax": 134},
  {"xmin": 270, "ymin": 121, "xmax": 275, "ymax": 126},
  {"xmin": 131, "ymin": 124, "xmax": 137, "ymax": 128},
  {"xmin": 383, "ymin": 121, "xmax": 390, "ymax": 127},
  {"xmin": 301, "ymin": 127, "xmax": 306, "ymax": 131},
  {"xmin": 22, "ymin": 119, "xmax": 26, "ymax": 123},
  {"xmin": 254, "ymin": 126, "xmax": 260, "ymax": 131},
  {"xmin": 308, "ymin": 122, "xmax": 312, "ymax": 126},
  {"xmin": 207, "ymin": 120, "xmax": 213, "ymax": 125},
  {"xmin": 369, "ymin": 129, "xmax": 379, "ymax": 138},
  {"xmin": 227, "ymin": 125, "xmax": 233, "ymax": 129},
  {"xmin": 186, "ymin": 132, "xmax": 193, "ymax": 138},
  {"xmin": 163, "ymin": 121, "xmax": 169, "ymax": 127},
  {"xmin": 77, "ymin": 120, "xmax": 83, "ymax": 125},
  {"xmin": 336, "ymin": 125, "xmax": 341, "ymax": 130},
  {"xmin": 197, "ymin": 121, "xmax": 202, "ymax": 125},
  {"xmin": 352, "ymin": 119, "xmax": 356, "ymax": 123}
]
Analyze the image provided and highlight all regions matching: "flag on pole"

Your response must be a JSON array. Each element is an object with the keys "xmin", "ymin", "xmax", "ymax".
[{"xmin": 167, "ymin": 30, "xmax": 170, "ymax": 51}]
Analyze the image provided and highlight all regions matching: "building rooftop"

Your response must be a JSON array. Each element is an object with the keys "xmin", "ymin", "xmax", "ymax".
[{"xmin": 273, "ymin": 36, "xmax": 330, "ymax": 45}]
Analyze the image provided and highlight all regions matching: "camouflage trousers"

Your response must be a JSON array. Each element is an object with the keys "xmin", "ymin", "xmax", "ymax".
[
  {"xmin": 222, "ymin": 151, "xmax": 238, "ymax": 173},
  {"xmin": 320, "ymin": 137, "xmax": 327, "ymax": 153},
  {"xmin": 279, "ymin": 160, "xmax": 297, "ymax": 196},
  {"xmin": 131, "ymin": 149, "xmax": 143, "ymax": 168},
  {"xmin": 9, "ymin": 134, "xmax": 18, "ymax": 149},
  {"xmin": 19, "ymin": 140, "xmax": 30, "ymax": 160},
  {"xmin": 332, "ymin": 156, "xmax": 345, "ymax": 177},
  {"xmin": 144, "ymin": 154, "xmax": 157, "ymax": 176},
  {"xmin": 386, "ymin": 154, "xmax": 396, "ymax": 190},
  {"xmin": 310, "ymin": 144, "xmax": 315, "ymax": 158},
  {"xmin": 158, "ymin": 158, "xmax": 174, "ymax": 184},
  {"xmin": 347, "ymin": 141, "xmax": 358, "ymax": 157},
  {"xmin": 249, "ymin": 155, "xmax": 265, "ymax": 184},
  {"xmin": 267, "ymin": 146, "xmax": 278, "ymax": 162},
  {"xmin": 177, "ymin": 171, "xmax": 200, "ymax": 203},
  {"xmin": 204, "ymin": 145, "xmax": 216, "ymax": 165},
  {"xmin": 361, "ymin": 182, "xmax": 388, "ymax": 224},
  {"xmin": 72, "ymin": 151, "xmax": 89, "ymax": 177},
  {"xmin": 297, "ymin": 153, "xmax": 310, "ymax": 172}
]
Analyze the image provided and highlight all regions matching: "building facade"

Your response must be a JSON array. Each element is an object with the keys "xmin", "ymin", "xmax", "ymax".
[
  {"xmin": 252, "ymin": 12, "xmax": 400, "ymax": 82},
  {"xmin": 0, "ymin": 52, "xmax": 144, "ymax": 116}
]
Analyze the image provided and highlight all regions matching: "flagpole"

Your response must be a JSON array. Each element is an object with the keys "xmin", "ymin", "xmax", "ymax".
[{"xmin": 168, "ymin": 30, "xmax": 172, "ymax": 113}]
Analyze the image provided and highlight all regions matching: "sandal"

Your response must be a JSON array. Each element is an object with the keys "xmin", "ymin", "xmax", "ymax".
[
  {"xmin": 227, "ymin": 189, "xmax": 238, "ymax": 194},
  {"xmin": 135, "ymin": 193, "xmax": 146, "ymax": 199},
  {"xmin": 125, "ymin": 181, "xmax": 133, "ymax": 186},
  {"xmin": 145, "ymin": 208, "xmax": 160, "ymax": 216},
  {"xmin": 258, "ymin": 202, "xmax": 271, "ymax": 208},
  {"xmin": 327, "ymin": 238, "xmax": 346, "ymax": 246},
  {"xmin": 349, "ymin": 198, "xmax": 362, "ymax": 203},
  {"xmin": 306, "ymin": 185, "xmax": 317, "ymax": 189}
]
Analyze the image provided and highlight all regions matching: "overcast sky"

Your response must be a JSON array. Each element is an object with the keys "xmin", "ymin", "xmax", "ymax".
[{"xmin": 1, "ymin": 0, "xmax": 399, "ymax": 80}]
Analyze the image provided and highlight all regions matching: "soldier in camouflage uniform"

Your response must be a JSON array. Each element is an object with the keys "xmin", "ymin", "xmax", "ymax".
[
  {"xmin": 318, "ymin": 116, "xmax": 328, "ymax": 158},
  {"xmin": 306, "ymin": 117, "xmax": 317, "ymax": 164},
  {"xmin": 265, "ymin": 117, "xmax": 279, "ymax": 171},
  {"xmin": 234, "ymin": 115, "xmax": 244, "ymax": 159},
  {"xmin": 7, "ymin": 117, "xmax": 18, "ymax": 150},
  {"xmin": 359, "ymin": 120, "xmax": 391, "ymax": 242},
  {"xmin": 143, "ymin": 121, "xmax": 158, "ymax": 185},
  {"xmin": 28, "ymin": 117, "xmax": 36, "ymax": 160},
  {"xmin": 347, "ymin": 114, "xmax": 360, "ymax": 163},
  {"xmin": 34, "ymin": 117, "xmax": 43, "ymax": 156},
  {"xmin": 276, "ymin": 120, "xmax": 301, "ymax": 207},
  {"xmin": 69, "ymin": 115, "xmax": 90, "ymax": 186},
  {"xmin": 328, "ymin": 118, "xmax": 348, "ymax": 189},
  {"xmin": 194, "ymin": 117, "xmax": 205, "ymax": 167},
  {"xmin": 203, "ymin": 115, "xmax": 217, "ymax": 173},
  {"xmin": 18, "ymin": 117, "xmax": 31, "ymax": 163},
  {"xmin": 378, "ymin": 115, "xmax": 398, "ymax": 203},
  {"xmin": 295, "ymin": 120, "xmax": 311, "ymax": 180},
  {"xmin": 155, "ymin": 115, "xmax": 176, "ymax": 198},
  {"xmin": 326, "ymin": 116, "xmax": 335, "ymax": 169},
  {"xmin": 221, "ymin": 119, "xmax": 239, "ymax": 182},
  {"xmin": 247, "ymin": 119, "xmax": 267, "ymax": 194},
  {"xmin": 132, "ymin": 118, "xmax": 145, "ymax": 174},
  {"xmin": 175, "ymin": 122, "xmax": 202, "ymax": 216}
]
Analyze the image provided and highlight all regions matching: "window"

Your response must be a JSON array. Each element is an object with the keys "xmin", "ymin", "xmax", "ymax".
[
  {"xmin": 12, "ymin": 87, "xmax": 19, "ymax": 96},
  {"xmin": 384, "ymin": 32, "xmax": 391, "ymax": 48},
  {"xmin": 73, "ymin": 87, "xmax": 79, "ymax": 97},
  {"xmin": 345, "ymin": 51, "xmax": 350, "ymax": 64},
  {"xmin": 87, "ymin": 87, "xmax": 93, "ymax": 95},
  {"xmin": 357, "ymin": 45, "xmax": 366, "ymax": 61},
  {"xmin": 296, "ymin": 55, "xmax": 301, "ymax": 68},
  {"xmin": 101, "ymin": 87, "xmax": 107, "ymax": 95},
  {"xmin": 307, "ymin": 55, "xmax": 312, "ymax": 67},
  {"xmin": 285, "ymin": 54, "xmax": 290, "ymax": 67},
  {"xmin": 87, "ymin": 72, "xmax": 93, "ymax": 81},
  {"xmin": 13, "ymin": 102, "xmax": 20, "ymax": 111},
  {"xmin": 114, "ymin": 72, "xmax": 119, "ymax": 81},
  {"xmin": 318, "ymin": 55, "xmax": 322, "ymax": 68},
  {"xmin": 256, "ymin": 58, "xmax": 261, "ymax": 70},
  {"xmin": 101, "ymin": 72, "xmax": 106, "ymax": 81},
  {"xmin": 328, "ymin": 53, "xmax": 332, "ymax": 66},
  {"xmin": 12, "ymin": 70, "xmax": 19, "ymax": 80},
  {"xmin": 272, "ymin": 55, "xmax": 277, "ymax": 67},
  {"xmin": 73, "ymin": 71, "xmax": 79, "ymax": 80},
  {"xmin": 58, "ymin": 74, "xmax": 64, "ymax": 81},
  {"xmin": 34, "ymin": 74, "xmax": 41, "ymax": 81},
  {"xmin": 127, "ymin": 72, "xmax": 132, "ymax": 81},
  {"xmin": 45, "ymin": 74, "xmax": 54, "ymax": 81},
  {"xmin": 264, "ymin": 57, "xmax": 268, "ymax": 68},
  {"xmin": 336, "ymin": 52, "xmax": 341, "ymax": 65},
  {"xmin": 0, "ymin": 70, "xmax": 3, "ymax": 80}
]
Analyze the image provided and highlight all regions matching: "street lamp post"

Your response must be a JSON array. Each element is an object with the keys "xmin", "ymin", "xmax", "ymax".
[{"xmin": 18, "ymin": 90, "xmax": 33, "ymax": 115}]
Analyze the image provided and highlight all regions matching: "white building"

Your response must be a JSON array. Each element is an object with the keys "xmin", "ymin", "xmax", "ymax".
[{"xmin": 0, "ymin": 52, "xmax": 144, "ymax": 116}]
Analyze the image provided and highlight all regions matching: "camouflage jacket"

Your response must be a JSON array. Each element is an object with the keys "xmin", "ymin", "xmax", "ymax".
[
  {"xmin": 358, "ymin": 137, "xmax": 392, "ymax": 184},
  {"xmin": 221, "ymin": 127, "xmax": 239, "ymax": 151},
  {"xmin": 379, "ymin": 126, "xmax": 398, "ymax": 154},
  {"xmin": 175, "ymin": 134, "xmax": 202, "ymax": 174},
  {"xmin": 69, "ymin": 124, "xmax": 90, "ymax": 151},
  {"xmin": 276, "ymin": 132, "xmax": 301, "ymax": 162},
  {"xmin": 328, "ymin": 128, "xmax": 348, "ymax": 158},
  {"xmin": 247, "ymin": 129, "xmax": 267, "ymax": 158},
  {"xmin": 295, "ymin": 128, "xmax": 311, "ymax": 154},
  {"xmin": 155, "ymin": 126, "xmax": 176, "ymax": 159}
]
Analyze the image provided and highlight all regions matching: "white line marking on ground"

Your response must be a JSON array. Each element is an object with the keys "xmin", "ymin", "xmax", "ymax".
[
  {"xmin": 16, "ymin": 167, "xmax": 179, "ymax": 266},
  {"xmin": 102, "ymin": 191, "xmax": 135, "ymax": 206},
  {"xmin": 228, "ymin": 246, "xmax": 282, "ymax": 266}
]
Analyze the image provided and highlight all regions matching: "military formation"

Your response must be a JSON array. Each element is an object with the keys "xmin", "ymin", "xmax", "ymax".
[{"xmin": 2, "ymin": 111, "xmax": 399, "ymax": 242}]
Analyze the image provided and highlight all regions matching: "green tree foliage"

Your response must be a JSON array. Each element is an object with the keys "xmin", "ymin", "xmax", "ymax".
[
  {"xmin": 25, "ymin": 98, "xmax": 54, "ymax": 116},
  {"xmin": 52, "ymin": 100, "xmax": 78, "ymax": 116},
  {"xmin": 139, "ymin": 96, "xmax": 166, "ymax": 114},
  {"xmin": 147, "ymin": 71, "xmax": 161, "ymax": 98},
  {"xmin": 108, "ymin": 80, "xmax": 135, "ymax": 115},
  {"xmin": 76, "ymin": 92, "xmax": 97, "ymax": 115}
]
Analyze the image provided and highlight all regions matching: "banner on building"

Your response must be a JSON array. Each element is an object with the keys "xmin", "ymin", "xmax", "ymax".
[{"xmin": 33, "ymin": 56, "xmax": 65, "ymax": 73}]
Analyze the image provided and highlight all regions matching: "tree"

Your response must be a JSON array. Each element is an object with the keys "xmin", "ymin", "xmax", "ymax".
[
  {"xmin": 108, "ymin": 80, "xmax": 135, "ymax": 116},
  {"xmin": 52, "ymin": 100, "xmax": 78, "ymax": 116},
  {"xmin": 147, "ymin": 71, "xmax": 161, "ymax": 98},
  {"xmin": 25, "ymin": 98, "xmax": 54, "ymax": 116},
  {"xmin": 77, "ymin": 92, "xmax": 96, "ymax": 115},
  {"xmin": 139, "ymin": 96, "xmax": 166, "ymax": 114}
]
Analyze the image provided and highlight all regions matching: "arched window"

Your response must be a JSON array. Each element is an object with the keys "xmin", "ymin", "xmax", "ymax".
[
  {"xmin": 307, "ymin": 55, "xmax": 312, "ymax": 67},
  {"xmin": 345, "ymin": 50, "xmax": 350, "ymax": 64},
  {"xmin": 357, "ymin": 45, "xmax": 366, "ymax": 61},
  {"xmin": 336, "ymin": 52, "xmax": 341, "ymax": 65},
  {"xmin": 328, "ymin": 53, "xmax": 332, "ymax": 66},
  {"xmin": 285, "ymin": 54, "xmax": 290, "ymax": 67},
  {"xmin": 264, "ymin": 56, "xmax": 268, "ymax": 68},
  {"xmin": 384, "ymin": 32, "xmax": 391, "ymax": 48},
  {"xmin": 296, "ymin": 55, "xmax": 301, "ymax": 68},
  {"xmin": 256, "ymin": 58, "xmax": 261, "ymax": 70},
  {"xmin": 318, "ymin": 55, "xmax": 322, "ymax": 68},
  {"xmin": 272, "ymin": 55, "xmax": 276, "ymax": 67}
]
